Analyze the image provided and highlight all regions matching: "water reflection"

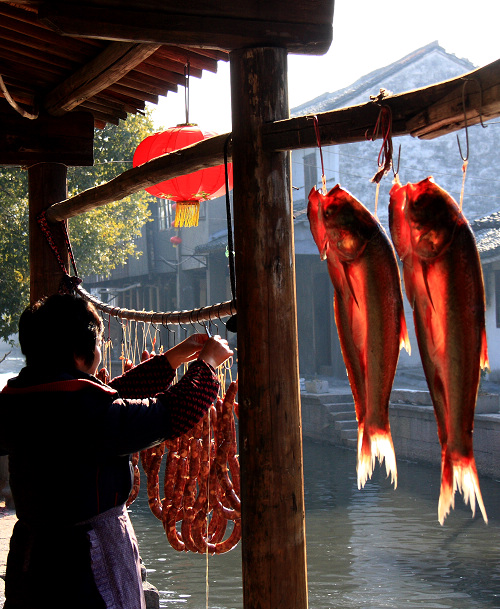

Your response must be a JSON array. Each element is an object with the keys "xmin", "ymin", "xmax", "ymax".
[{"xmin": 130, "ymin": 441, "xmax": 500, "ymax": 609}]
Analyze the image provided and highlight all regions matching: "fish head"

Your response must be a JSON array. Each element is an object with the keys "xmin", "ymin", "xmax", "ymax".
[
  {"xmin": 320, "ymin": 185, "xmax": 375, "ymax": 262},
  {"xmin": 405, "ymin": 177, "xmax": 460, "ymax": 259}
]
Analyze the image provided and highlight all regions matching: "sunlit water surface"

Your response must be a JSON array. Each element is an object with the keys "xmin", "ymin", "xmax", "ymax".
[{"xmin": 130, "ymin": 440, "xmax": 500, "ymax": 609}]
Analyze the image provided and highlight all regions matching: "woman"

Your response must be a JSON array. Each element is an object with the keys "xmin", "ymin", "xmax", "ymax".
[{"xmin": 0, "ymin": 293, "xmax": 233, "ymax": 609}]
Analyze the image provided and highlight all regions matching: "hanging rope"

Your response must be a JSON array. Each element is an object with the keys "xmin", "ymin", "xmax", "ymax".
[
  {"xmin": 366, "ymin": 93, "xmax": 394, "ymax": 218},
  {"xmin": 0, "ymin": 74, "xmax": 38, "ymax": 120},
  {"xmin": 37, "ymin": 210, "xmax": 237, "ymax": 325},
  {"xmin": 37, "ymin": 211, "xmax": 82, "ymax": 292},
  {"xmin": 310, "ymin": 115, "xmax": 327, "ymax": 194},
  {"xmin": 224, "ymin": 135, "xmax": 236, "ymax": 300}
]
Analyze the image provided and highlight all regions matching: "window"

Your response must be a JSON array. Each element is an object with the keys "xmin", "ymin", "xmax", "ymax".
[
  {"xmin": 303, "ymin": 151, "xmax": 317, "ymax": 195},
  {"xmin": 158, "ymin": 199, "xmax": 175, "ymax": 231}
]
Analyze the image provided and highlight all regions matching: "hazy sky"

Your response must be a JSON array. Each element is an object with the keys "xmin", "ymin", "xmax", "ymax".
[{"xmin": 152, "ymin": 0, "xmax": 500, "ymax": 134}]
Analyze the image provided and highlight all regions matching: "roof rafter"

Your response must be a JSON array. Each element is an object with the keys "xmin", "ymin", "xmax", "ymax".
[{"xmin": 43, "ymin": 40, "xmax": 160, "ymax": 116}]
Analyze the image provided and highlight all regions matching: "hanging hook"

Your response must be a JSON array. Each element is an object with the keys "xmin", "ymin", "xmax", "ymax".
[
  {"xmin": 392, "ymin": 144, "xmax": 401, "ymax": 178},
  {"xmin": 457, "ymin": 79, "xmax": 470, "ymax": 163}
]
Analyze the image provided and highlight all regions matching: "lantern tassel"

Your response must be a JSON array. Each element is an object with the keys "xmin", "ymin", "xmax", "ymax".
[{"xmin": 173, "ymin": 200, "xmax": 200, "ymax": 227}]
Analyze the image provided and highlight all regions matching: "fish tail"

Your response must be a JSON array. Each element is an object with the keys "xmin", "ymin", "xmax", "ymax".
[
  {"xmin": 399, "ymin": 310, "xmax": 411, "ymax": 355},
  {"xmin": 438, "ymin": 451, "xmax": 488, "ymax": 525},
  {"xmin": 357, "ymin": 425, "xmax": 398, "ymax": 490},
  {"xmin": 480, "ymin": 327, "xmax": 490, "ymax": 372}
]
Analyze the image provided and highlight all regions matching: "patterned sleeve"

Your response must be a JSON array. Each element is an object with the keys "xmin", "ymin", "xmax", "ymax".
[
  {"xmin": 108, "ymin": 354, "xmax": 176, "ymax": 398},
  {"xmin": 100, "ymin": 359, "xmax": 220, "ymax": 455},
  {"xmin": 162, "ymin": 360, "xmax": 219, "ymax": 437}
]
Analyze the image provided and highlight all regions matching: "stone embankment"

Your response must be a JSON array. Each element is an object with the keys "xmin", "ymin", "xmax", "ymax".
[{"xmin": 301, "ymin": 384, "xmax": 500, "ymax": 479}]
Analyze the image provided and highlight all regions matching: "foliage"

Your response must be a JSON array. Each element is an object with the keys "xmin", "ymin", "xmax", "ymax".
[
  {"xmin": 0, "ymin": 110, "xmax": 157, "ymax": 342},
  {"xmin": 0, "ymin": 171, "xmax": 30, "ymax": 342},
  {"xmin": 68, "ymin": 111, "xmax": 155, "ymax": 277}
]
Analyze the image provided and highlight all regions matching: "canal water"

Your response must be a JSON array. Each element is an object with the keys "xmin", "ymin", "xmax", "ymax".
[{"xmin": 130, "ymin": 439, "xmax": 500, "ymax": 609}]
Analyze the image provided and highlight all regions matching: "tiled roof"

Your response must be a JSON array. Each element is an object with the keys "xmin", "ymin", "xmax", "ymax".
[{"xmin": 291, "ymin": 41, "xmax": 474, "ymax": 117}]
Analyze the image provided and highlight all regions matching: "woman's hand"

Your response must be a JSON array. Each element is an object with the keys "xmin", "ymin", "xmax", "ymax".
[
  {"xmin": 165, "ymin": 333, "xmax": 209, "ymax": 370},
  {"xmin": 197, "ymin": 335, "xmax": 233, "ymax": 370}
]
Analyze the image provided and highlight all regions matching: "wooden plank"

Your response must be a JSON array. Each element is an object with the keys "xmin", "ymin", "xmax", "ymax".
[
  {"xmin": 263, "ymin": 57, "xmax": 500, "ymax": 148},
  {"xmin": 145, "ymin": 52, "xmax": 203, "ymax": 79},
  {"xmin": 0, "ymin": 100, "xmax": 94, "ymax": 166},
  {"xmin": 132, "ymin": 62, "xmax": 186, "ymax": 87},
  {"xmin": 44, "ymin": 41, "xmax": 160, "ymax": 116},
  {"xmin": 154, "ymin": 47, "xmax": 219, "ymax": 74},
  {"xmin": 107, "ymin": 82, "xmax": 158, "ymax": 105},
  {"xmin": 39, "ymin": 0, "xmax": 335, "ymax": 26},
  {"xmin": 39, "ymin": 4, "xmax": 333, "ymax": 55},
  {"xmin": 43, "ymin": 58, "xmax": 500, "ymax": 221},
  {"xmin": 230, "ymin": 46, "xmax": 307, "ymax": 609},
  {"xmin": 407, "ymin": 60, "xmax": 500, "ymax": 139},
  {"xmin": 0, "ymin": 3, "xmax": 101, "ymax": 56},
  {"xmin": 120, "ymin": 72, "xmax": 177, "ymax": 96},
  {"xmin": 0, "ymin": 25, "xmax": 79, "ymax": 69}
]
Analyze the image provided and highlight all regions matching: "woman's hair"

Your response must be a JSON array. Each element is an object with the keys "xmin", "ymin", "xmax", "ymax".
[{"xmin": 19, "ymin": 293, "xmax": 103, "ymax": 370}]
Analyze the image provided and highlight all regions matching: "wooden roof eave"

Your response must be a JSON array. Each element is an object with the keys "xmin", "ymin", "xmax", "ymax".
[{"xmin": 36, "ymin": 1, "xmax": 334, "ymax": 55}]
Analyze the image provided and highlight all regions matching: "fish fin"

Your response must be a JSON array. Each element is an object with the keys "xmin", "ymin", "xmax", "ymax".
[
  {"xmin": 480, "ymin": 327, "xmax": 490, "ymax": 372},
  {"xmin": 421, "ymin": 261, "xmax": 435, "ymax": 311},
  {"xmin": 402, "ymin": 265, "xmax": 416, "ymax": 309},
  {"xmin": 399, "ymin": 310, "xmax": 411, "ymax": 355},
  {"xmin": 357, "ymin": 425, "xmax": 397, "ymax": 490},
  {"xmin": 438, "ymin": 452, "xmax": 488, "ymax": 525},
  {"xmin": 342, "ymin": 261, "xmax": 360, "ymax": 309}
]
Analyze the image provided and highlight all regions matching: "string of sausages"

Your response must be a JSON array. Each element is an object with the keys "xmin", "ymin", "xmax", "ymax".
[{"xmin": 127, "ymin": 380, "xmax": 241, "ymax": 554}]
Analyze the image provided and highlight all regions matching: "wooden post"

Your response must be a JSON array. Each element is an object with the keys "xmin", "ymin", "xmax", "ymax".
[
  {"xmin": 230, "ymin": 47, "xmax": 308, "ymax": 609},
  {"xmin": 28, "ymin": 163, "xmax": 69, "ymax": 303}
]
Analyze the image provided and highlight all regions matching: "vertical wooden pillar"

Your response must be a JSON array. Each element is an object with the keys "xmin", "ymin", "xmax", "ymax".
[
  {"xmin": 28, "ymin": 163, "xmax": 69, "ymax": 303},
  {"xmin": 230, "ymin": 48, "xmax": 308, "ymax": 609}
]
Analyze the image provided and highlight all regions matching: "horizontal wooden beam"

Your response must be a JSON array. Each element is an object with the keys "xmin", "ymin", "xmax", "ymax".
[
  {"xmin": 38, "ymin": 3, "xmax": 333, "ymax": 55},
  {"xmin": 44, "ymin": 58, "xmax": 500, "ymax": 221},
  {"xmin": 45, "ymin": 132, "xmax": 230, "ymax": 221},
  {"xmin": 44, "ymin": 41, "xmax": 160, "ymax": 115},
  {"xmin": 264, "ymin": 57, "xmax": 500, "ymax": 150},
  {"xmin": 0, "ymin": 100, "xmax": 94, "ymax": 165}
]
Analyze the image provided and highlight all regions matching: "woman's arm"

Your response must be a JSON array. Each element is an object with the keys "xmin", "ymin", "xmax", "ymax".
[{"xmin": 108, "ymin": 333, "xmax": 213, "ymax": 398}]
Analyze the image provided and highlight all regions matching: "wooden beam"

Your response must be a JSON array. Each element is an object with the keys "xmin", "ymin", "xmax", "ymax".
[
  {"xmin": 45, "ymin": 133, "xmax": 229, "ymax": 221},
  {"xmin": 39, "ymin": 3, "xmax": 333, "ymax": 55},
  {"xmin": 43, "ymin": 58, "xmax": 500, "ymax": 221},
  {"xmin": 264, "ymin": 58, "xmax": 500, "ymax": 147},
  {"xmin": 43, "ymin": 41, "xmax": 160, "ymax": 116},
  {"xmin": 28, "ymin": 162, "xmax": 69, "ymax": 302},
  {"xmin": 0, "ymin": 100, "xmax": 94, "ymax": 166},
  {"xmin": 230, "ymin": 46, "xmax": 307, "ymax": 609}
]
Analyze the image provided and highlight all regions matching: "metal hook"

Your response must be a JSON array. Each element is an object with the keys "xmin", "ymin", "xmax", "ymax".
[
  {"xmin": 161, "ymin": 314, "xmax": 176, "ymax": 348},
  {"xmin": 392, "ymin": 144, "xmax": 401, "ymax": 178},
  {"xmin": 177, "ymin": 312, "xmax": 188, "ymax": 338},
  {"xmin": 457, "ymin": 79, "xmax": 470, "ymax": 162},
  {"xmin": 456, "ymin": 76, "xmax": 489, "ymax": 162}
]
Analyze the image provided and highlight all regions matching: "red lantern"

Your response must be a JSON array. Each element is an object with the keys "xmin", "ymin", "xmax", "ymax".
[
  {"xmin": 133, "ymin": 125, "xmax": 233, "ymax": 227},
  {"xmin": 170, "ymin": 235, "xmax": 182, "ymax": 247}
]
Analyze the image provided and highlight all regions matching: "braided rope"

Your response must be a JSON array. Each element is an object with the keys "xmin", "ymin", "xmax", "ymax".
[{"xmin": 77, "ymin": 284, "xmax": 236, "ymax": 326}]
